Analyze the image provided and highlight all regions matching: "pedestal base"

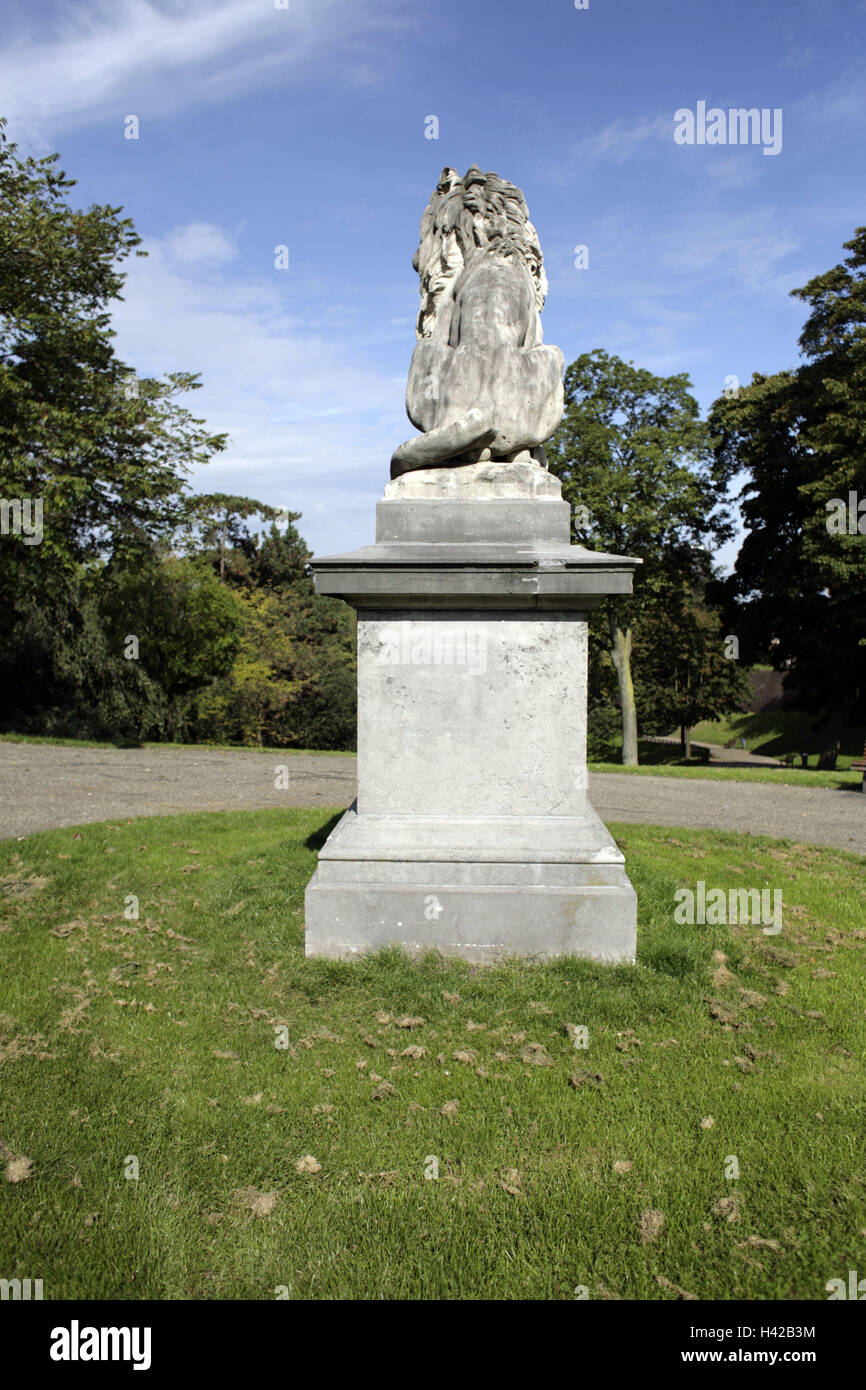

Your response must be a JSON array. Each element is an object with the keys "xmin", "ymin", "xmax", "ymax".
[
  {"xmin": 304, "ymin": 470, "xmax": 640, "ymax": 966},
  {"xmin": 304, "ymin": 805, "xmax": 637, "ymax": 963}
]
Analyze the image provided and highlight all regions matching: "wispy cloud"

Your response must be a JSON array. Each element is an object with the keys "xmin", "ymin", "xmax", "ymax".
[
  {"xmin": 701, "ymin": 156, "xmax": 760, "ymax": 190},
  {"xmin": 111, "ymin": 221, "xmax": 405, "ymax": 553},
  {"xmin": 161, "ymin": 222, "xmax": 239, "ymax": 266},
  {"xmin": 0, "ymin": 0, "xmax": 418, "ymax": 141},
  {"xmin": 793, "ymin": 71, "xmax": 866, "ymax": 134},
  {"xmin": 566, "ymin": 113, "xmax": 673, "ymax": 167}
]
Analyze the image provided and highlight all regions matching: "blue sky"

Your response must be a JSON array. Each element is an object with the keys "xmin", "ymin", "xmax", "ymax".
[{"xmin": 2, "ymin": 0, "xmax": 865, "ymax": 563}]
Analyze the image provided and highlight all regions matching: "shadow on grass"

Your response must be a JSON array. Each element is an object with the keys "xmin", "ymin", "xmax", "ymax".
[{"xmin": 304, "ymin": 811, "xmax": 344, "ymax": 852}]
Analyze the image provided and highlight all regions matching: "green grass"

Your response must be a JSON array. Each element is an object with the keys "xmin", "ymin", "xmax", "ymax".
[
  {"xmin": 691, "ymin": 711, "xmax": 866, "ymax": 769},
  {"xmin": 1, "ymin": 810, "xmax": 864, "ymax": 1301},
  {"xmin": 589, "ymin": 756, "xmax": 864, "ymax": 790},
  {"xmin": 0, "ymin": 732, "xmax": 355, "ymax": 757},
  {"xmin": 588, "ymin": 735, "xmax": 864, "ymax": 788}
]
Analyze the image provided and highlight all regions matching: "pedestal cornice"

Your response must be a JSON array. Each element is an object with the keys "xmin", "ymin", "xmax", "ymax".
[{"xmin": 311, "ymin": 542, "xmax": 641, "ymax": 610}]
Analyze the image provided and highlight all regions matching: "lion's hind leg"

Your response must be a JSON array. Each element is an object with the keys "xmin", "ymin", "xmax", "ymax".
[{"xmin": 390, "ymin": 406, "xmax": 495, "ymax": 477}]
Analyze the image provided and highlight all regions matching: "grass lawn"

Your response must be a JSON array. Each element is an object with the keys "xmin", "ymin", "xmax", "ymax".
[
  {"xmin": 588, "ymin": 757, "xmax": 864, "ymax": 791},
  {"xmin": 0, "ymin": 732, "xmax": 356, "ymax": 757},
  {"xmin": 589, "ymin": 735, "xmax": 864, "ymax": 789},
  {"xmin": 1, "ymin": 809, "xmax": 864, "ymax": 1301},
  {"xmin": 691, "ymin": 712, "xmax": 866, "ymax": 770}
]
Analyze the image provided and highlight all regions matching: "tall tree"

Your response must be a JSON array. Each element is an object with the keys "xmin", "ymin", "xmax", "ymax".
[
  {"xmin": 632, "ymin": 564, "xmax": 751, "ymax": 758},
  {"xmin": 184, "ymin": 494, "xmax": 283, "ymax": 582},
  {"xmin": 709, "ymin": 228, "xmax": 866, "ymax": 767},
  {"xmin": 210, "ymin": 519, "xmax": 358, "ymax": 750},
  {"xmin": 0, "ymin": 118, "xmax": 228, "ymax": 727},
  {"xmin": 98, "ymin": 556, "xmax": 242, "ymax": 741},
  {"xmin": 547, "ymin": 350, "xmax": 733, "ymax": 763},
  {"xmin": 0, "ymin": 120, "xmax": 226, "ymax": 581},
  {"xmin": 189, "ymin": 588, "xmax": 297, "ymax": 746}
]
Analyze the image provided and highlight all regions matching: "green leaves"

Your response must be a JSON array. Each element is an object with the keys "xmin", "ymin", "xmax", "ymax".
[
  {"xmin": 709, "ymin": 227, "xmax": 866, "ymax": 763},
  {"xmin": 548, "ymin": 349, "xmax": 739, "ymax": 762},
  {"xmin": 549, "ymin": 349, "xmax": 731, "ymax": 561},
  {"xmin": 0, "ymin": 122, "xmax": 226, "ymax": 592}
]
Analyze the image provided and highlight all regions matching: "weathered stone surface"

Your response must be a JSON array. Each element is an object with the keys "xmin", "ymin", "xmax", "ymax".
[
  {"xmin": 304, "ymin": 566, "xmax": 639, "ymax": 964},
  {"xmin": 304, "ymin": 165, "xmax": 639, "ymax": 965},
  {"xmin": 306, "ymin": 804, "xmax": 636, "ymax": 963},
  {"xmin": 375, "ymin": 498, "xmax": 570, "ymax": 545},
  {"xmin": 305, "ymin": 868, "xmax": 637, "ymax": 965},
  {"xmin": 384, "ymin": 458, "xmax": 563, "ymax": 500},
  {"xmin": 391, "ymin": 166, "xmax": 564, "ymax": 477},
  {"xmin": 378, "ymin": 458, "xmax": 571, "ymax": 543},
  {"xmin": 356, "ymin": 611, "xmax": 588, "ymax": 816},
  {"xmin": 311, "ymin": 541, "xmax": 638, "ymax": 608}
]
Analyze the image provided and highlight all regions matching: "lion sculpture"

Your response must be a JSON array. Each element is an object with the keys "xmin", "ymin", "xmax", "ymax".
[{"xmin": 390, "ymin": 165, "xmax": 564, "ymax": 479}]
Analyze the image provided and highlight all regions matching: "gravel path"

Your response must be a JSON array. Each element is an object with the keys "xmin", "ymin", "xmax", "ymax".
[
  {"xmin": 1, "ymin": 743, "xmax": 863, "ymax": 854},
  {"xmin": 591, "ymin": 771, "xmax": 864, "ymax": 855}
]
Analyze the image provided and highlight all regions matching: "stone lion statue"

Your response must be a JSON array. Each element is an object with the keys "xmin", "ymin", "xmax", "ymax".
[{"xmin": 391, "ymin": 165, "xmax": 564, "ymax": 479}]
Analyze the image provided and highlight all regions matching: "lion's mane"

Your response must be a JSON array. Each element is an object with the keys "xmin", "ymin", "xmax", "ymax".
[{"xmin": 412, "ymin": 165, "xmax": 549, "ymax": 341}]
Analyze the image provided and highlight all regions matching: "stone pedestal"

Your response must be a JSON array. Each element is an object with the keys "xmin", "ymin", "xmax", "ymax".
[{"xmin": 304, "ymin": 463, "xmax": 640, "ymax": 963}]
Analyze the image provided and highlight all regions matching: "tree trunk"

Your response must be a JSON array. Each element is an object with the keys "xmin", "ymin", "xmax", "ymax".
[
  {"xmin": 609, "ymin": 616, "xmax": 638, "ymax": 766},
  {"xmin": 681, "ymin": 725, "xmax": 693, "ymax": 759},
  {"xmin": 816, "ymin": 702, "xmax": 849, "ymax": 770}
]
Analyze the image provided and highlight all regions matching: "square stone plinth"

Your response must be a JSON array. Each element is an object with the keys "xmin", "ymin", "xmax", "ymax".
[
  {"xmin": 357, "ymin": 610, "xmax": 588, "ymax": 816},
  {"xmin": 303, "ymin": 496, "xmax": 640, "ymax": 965}
]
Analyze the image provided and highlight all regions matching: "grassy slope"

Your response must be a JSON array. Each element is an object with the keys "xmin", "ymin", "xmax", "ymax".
[
  {"xmin": 590, "ymin": 736, "xmax": 863, "ymax": 787},
  {"xmin": 589, "ymin": 757, "xmax": 863, "ymax": 791},
  {"xmin": 691, "ymin": 711, "xmax": 866, "ymax": 767},
  {"xmin": 0, "ymin": 733, "xmax": 356, "ymax": 757},
  {"xmin": 1, "ymin": 810, "xmax": 864, "ymax": 1301}
]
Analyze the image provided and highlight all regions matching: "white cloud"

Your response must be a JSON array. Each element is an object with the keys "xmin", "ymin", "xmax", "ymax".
[
  {"xmin": 111, "ymin": 222, "xmax": 407, "ymax": 554},
  {"xmin": 794, "ymin": 72, "xmax": 866, "ymax": 134},
  {"xmin": 565, "ymin": 113, "xmax": 673, "ymax": 168},
  {"xmin": 654, "ymin": 213, "xmax": 800, "ymax": 295},
  {"xmin": 0, "ymin": 0, "xmax": 418, "ymax": 141},
  {"xmin": 161, "ymin": 222, "xmax": 239, "ymax": 266},
  {"xmin": 701, "ymin": 156, "xmax": 760, "ymax": 190}
]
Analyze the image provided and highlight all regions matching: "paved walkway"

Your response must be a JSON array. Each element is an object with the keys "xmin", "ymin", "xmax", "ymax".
[
  {"xmin": 0, "ymin": 743, "xmax": 863, "ymax": 854},
  {"xmin": 643, "ymin": 734, "xmax": 785, "ymax": 768}
]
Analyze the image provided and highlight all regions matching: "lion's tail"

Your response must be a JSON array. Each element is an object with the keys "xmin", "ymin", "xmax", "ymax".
[{"xmin": 390, "ymin": 406, "xmax": 495, "ymax": 478}]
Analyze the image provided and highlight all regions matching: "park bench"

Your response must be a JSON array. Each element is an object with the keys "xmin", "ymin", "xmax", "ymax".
[{"xmin": 851, "ymin": 741, "xmax": 866, "ymax": 792}]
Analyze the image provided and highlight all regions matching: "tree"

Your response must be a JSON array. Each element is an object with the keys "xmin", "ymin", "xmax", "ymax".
[
  {"xmin": 632, "ymin": 565, "xmax": 751, "ymax": 758},
  {"xmin": 188, "ymin": 518, "xmax": 358, "ymax": 750},
  {"xmin": 185, "ymin": 494, "xmax": 284, "ymax": 582},
  {"xmin": 189, "ymin": 588, "xmax": 297, "ymax": 746},
  {"xmin": 0, "ymin": 120, "xmax": 226, "ymax": 581},
  {"xmin": 0, "ymin": 118, "xmax": 229, "ymax": 729},
  {"xmin": 0, "ymin": 121, "xmax": 358, "ymax": 751},
  {"xmin": 98, "ymin": 556, "xmax": 242, "ymax": 740},
  {"xmin": 709, "ymin": 228, "xmax": 866, "ymax": 767},
  {"xmin": 547, "ymin": 350, "xmax": 734, "ymax": 763}
]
